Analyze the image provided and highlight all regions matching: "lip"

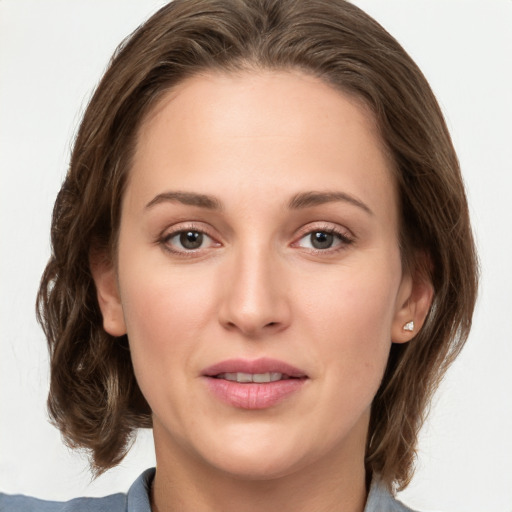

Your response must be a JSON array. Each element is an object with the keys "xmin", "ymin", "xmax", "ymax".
[
  {"xmin": 202, "ymin": 357, "xmax": 308, "ymax": 378},
  {"xmin": 201, "ymin": 358, "xmax": 308, "ymax": 410}
]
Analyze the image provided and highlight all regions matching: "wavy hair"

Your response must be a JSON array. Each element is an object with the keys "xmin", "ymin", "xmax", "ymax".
[{"xmin": 37, "ymin": 0, "xmax": 478, "ymax": 490}]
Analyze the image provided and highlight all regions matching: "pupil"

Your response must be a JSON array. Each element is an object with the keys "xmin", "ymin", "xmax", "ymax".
[
  {"xmin": 311, "ymin": 231, "xmax": 333, "ymax": 249},
  {"xmin": 180, "ymin": 231, "xmax": 203, "ymax": 249}
]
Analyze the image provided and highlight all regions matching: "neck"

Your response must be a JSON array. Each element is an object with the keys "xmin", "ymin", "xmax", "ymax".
[{"xmin": 151, "ymin": 427, "xmax": 368, "ymax": 512}]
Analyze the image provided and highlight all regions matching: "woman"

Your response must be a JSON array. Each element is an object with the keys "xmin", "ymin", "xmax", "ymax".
[{"xmin": 0, "ymin": 0, "xmax": 478, "ymax": 511}]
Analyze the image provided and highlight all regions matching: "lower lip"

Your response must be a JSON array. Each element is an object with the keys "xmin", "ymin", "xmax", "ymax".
[{"xmin": 204, "ymin": 377, "xmax": 306, "ymax": 409}]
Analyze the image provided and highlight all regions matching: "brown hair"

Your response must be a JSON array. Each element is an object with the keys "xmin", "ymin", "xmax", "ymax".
[{"xmin": 37, "ymin": 0, "xmax": 478, "ymax": 490}]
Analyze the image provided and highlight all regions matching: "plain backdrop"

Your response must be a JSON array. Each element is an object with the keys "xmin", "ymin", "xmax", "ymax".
[{"xmin": 1, "ymin": 1, "xmax": 511, "ymax": 511}]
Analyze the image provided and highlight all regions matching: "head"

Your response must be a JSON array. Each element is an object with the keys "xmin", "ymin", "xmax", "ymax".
[{"xmin": 38, "ymin": 0, "xmax": 478, "ymax": 491}]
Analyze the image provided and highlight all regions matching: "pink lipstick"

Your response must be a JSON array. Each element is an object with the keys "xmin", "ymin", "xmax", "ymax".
[{"xmin": 201, "ymin": 358, "xmax": 307, "ymax": 409}]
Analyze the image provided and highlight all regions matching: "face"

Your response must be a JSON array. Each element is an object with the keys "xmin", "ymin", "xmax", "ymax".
[{"xmin": 95, "ymin": 70, "xmax": 423, "ymax": 481}]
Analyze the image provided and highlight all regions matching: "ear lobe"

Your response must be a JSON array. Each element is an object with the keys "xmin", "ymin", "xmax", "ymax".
[
  {"xmin": 391, "ymin": 269, "xmax": 434, "ymax": 344},
  {"xmin": 90, "ymin": 250, "xmax": 126, "ymax": 337}
]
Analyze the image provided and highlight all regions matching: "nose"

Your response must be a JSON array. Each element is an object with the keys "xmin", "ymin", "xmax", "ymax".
[{"xmin": 218, "ymin": 244, "xmax": 292, "ymax": 338}]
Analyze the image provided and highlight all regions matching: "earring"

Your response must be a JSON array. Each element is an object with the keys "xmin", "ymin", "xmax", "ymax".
[{"xmin": 403, "ymin": 321, "xmax": 414, "ymax": 332}]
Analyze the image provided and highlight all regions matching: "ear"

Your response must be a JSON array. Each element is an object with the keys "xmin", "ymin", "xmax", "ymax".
[
  {"xmin": 90, "ymin": 250, "xmax": 127, "ymax": 337},
  {"xmin": 391, "ymin": 263, "xmax": 434, "ymax": 344}
]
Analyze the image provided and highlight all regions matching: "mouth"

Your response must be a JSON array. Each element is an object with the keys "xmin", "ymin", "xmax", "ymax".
[
  {"xmin": 201, "ymin": 358, "xmax": 308, "ymax": 409},
  {"xmin": 202, "ymin": 357, "xmax": 308, "ymax": 380}
]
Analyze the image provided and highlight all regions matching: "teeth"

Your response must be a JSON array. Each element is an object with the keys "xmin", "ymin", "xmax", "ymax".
[
  {"xmin": 218, "ymin": 372, "xmax": 285, "ymax": 383},
  {"xmin": 253, "ymin": 372, "xmax": 282, "ymax": 383}
]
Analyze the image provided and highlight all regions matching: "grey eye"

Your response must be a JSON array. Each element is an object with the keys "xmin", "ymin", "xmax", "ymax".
[
  {"xmin": 179, "ymin": 231, "xmax": 204, "ymax": 250},
  {"xmin": 295, "ymin": 228, "xmax": 350, "ymax": 251},
  {"xmin": 310, "ymin": 231, "xmax": 335, "ymax": 249}
]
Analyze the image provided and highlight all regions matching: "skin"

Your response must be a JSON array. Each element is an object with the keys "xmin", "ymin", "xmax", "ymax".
[{"xmin": 93, "ymin": 70, "xmax": 432, "ymax": 512}]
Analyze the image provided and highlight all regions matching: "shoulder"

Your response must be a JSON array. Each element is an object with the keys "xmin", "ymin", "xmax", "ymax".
[
  {"xmin": 0, "ymin": 468, "xmax": 154, "ymax": 512},
  {"xmin": 0, "ymin": 493, "xmax": 125, "ymax": 512},
  {"xmin": 0, "ymin": 491, "xmax": 128, "ymax": 512},
  {"xmin": 365, "ymin": 477, "xmax": 418, "ymax": 512}
]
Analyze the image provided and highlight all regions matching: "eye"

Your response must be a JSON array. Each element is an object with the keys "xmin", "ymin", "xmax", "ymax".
[
  {"xmin": 295, "ymin": 228, "xmax": 353, "ymax": 251},
  {"xmin": 163, "ymin": 229, "xmax": 217, "ymax": 252}
]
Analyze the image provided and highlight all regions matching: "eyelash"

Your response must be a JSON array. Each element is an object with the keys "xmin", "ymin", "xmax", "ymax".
[{"xmin": 157, "ymin": 223, "xmax": 354, "ymax": 257}]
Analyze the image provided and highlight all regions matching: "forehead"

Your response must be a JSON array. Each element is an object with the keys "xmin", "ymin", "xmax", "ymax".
[
  {"xmin": 139, "ymin": 69, "xmax": 383, "ymax": 155},
  {"xmin": 127, "ymin": 69, "xmax": 396, "ymax": 221}
]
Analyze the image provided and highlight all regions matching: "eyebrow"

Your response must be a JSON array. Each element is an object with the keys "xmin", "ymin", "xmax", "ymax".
[
  {"xmin": 145, "ymin": 191, "xmax": 222, "ymax": 210},
  {"xmin": 288, "ymin": 191, "xmax": 373, "ymax": 215},
  {"xmin": 145, "ymin": 189, "xmax": 372, "ymax": 215}
]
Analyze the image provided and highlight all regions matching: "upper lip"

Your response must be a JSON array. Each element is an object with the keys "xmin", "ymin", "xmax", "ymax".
[{"xmin": 201, "ymin": 357, "xmax": 308, "ymax": 378}]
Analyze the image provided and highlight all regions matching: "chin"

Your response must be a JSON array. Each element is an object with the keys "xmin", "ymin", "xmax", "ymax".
[
  {"xmin": 209, "ymin": 450, "xmax": 308, "ymax": 481},
  {"xmin": 184, "ymin": 422, "xmax": 306, "ymax": 480}
]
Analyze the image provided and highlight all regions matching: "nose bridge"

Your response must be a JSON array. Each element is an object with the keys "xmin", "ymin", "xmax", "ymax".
[{"xmin": 219, "ymin": 238, "xmax": 290, "ymax": 336}]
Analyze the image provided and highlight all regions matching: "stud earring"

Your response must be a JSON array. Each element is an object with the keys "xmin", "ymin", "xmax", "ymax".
[{"xmin": 403, "ymin": 321, "xmax": 414, "ymax": 332}]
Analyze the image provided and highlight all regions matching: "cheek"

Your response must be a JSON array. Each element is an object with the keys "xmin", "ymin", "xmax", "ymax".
[
  {"xmin": 278, "ymin": 260, "xmax": 402, "ymax": 457},
  {"xmin": 298, "ymin": 256, "xmax": 402, "ymax": 387},
  {"xmin": 118, "ymin": 269, "xmax": 220, "ymax": 439},
  {"xmin": 116, "ymin": 253, "xmax": 220, "ymax": 390},
  {"xmin": 302, "ymin": 263, "xmax": 400, "ymax": 340}
]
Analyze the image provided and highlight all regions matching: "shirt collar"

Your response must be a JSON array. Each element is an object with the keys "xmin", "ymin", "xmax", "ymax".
[
  {"xmin": 126, "ymin": 467, "xmax": 154, "ymax": 512},
  {"xmin": 126, "ymin": 468, "xmax": 413, "ymax": 512}
]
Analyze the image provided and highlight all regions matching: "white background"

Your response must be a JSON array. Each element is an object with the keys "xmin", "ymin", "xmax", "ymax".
[{"xmin": 1, "ymin": 1, "xmax": 511, "ymax": 511}]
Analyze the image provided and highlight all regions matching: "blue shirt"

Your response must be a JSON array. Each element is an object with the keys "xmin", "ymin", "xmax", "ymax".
[{"xmin": 0, "ymin": 468, "xmax": 415, "ymax": 511}]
